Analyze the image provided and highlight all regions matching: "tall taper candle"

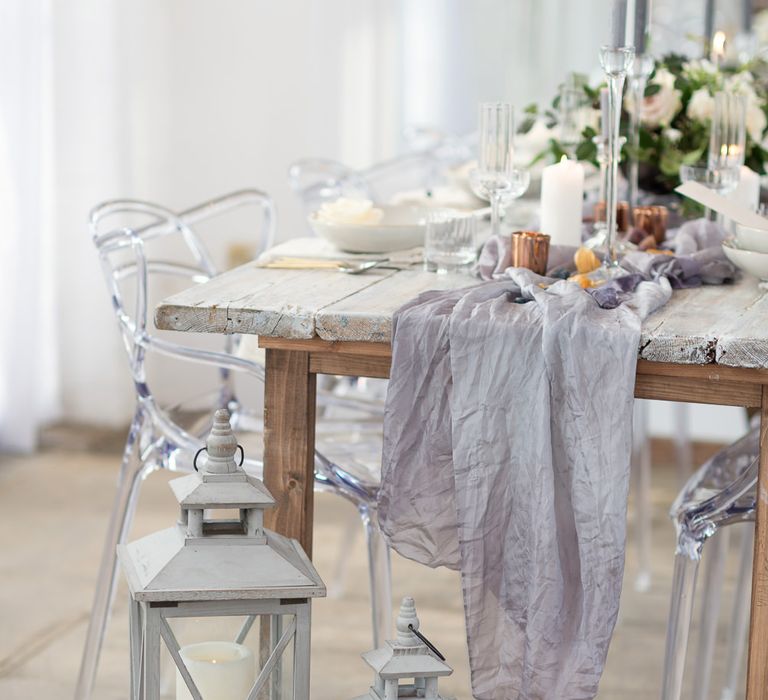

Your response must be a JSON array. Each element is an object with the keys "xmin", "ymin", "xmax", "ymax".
[
  {"xmin": 633, "ymin": 0, "xmax": 649, "ymax": 54},
  {"xmin": 704, "ymin": 0, "xmax": 715, "ymax": 52},
  {"xmin": 611, "ymin": 0, "xmax": 628, "ymax": 47},
  {"xmin": 744, "ymin": 0, "xmax": 753, "ymax": 33}
]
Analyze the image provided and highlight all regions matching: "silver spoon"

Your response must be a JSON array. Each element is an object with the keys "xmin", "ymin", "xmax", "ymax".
[{"xmin": 261, "ymin": 257, "xmax": 390, "ymax": 274}]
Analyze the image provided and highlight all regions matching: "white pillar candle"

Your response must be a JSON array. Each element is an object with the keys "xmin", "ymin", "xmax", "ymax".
[
  {"xmin": 177, "ymin": 641, "xmax": 254, "ymax": 700},
  {"xmin": 540, "ymin": 156, "xmax": 585, "ymax": 247},
  {"xmin": 730, "ymin": 165, "xmax": 761, "ymax": 213}
]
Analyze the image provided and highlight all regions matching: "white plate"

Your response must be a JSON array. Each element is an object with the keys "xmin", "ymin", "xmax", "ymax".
[
  {"xmin": 722, "ymin": 239, "xmax": 768, "ymax": 281},
  {"xmin": 734, "ymin": 222, "xmax": 768, "ymax": 254},
  {"xmin": 308, "ymin": 204, "xmax": 427, "ymax": 253}
]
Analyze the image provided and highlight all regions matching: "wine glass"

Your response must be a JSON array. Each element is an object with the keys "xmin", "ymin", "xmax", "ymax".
[
  {"xmin": 469, "ymin": 103, "xmax": 514, "ymax": 238},
  {"xmin": 504, "ymin": 167, "xmax": 531, "ymax": 225}
]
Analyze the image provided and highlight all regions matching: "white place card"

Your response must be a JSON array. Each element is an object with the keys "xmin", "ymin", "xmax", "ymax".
[{"xmin": 675, "ymin": 181, "xmax": 768, "ymax": 231}]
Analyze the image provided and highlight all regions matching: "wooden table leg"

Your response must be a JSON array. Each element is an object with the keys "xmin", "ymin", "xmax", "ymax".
[
  {"xmin": 747, "ymin": 386, "xmax": 768, "ymax": 699},
  {"xmin": 263, "ymin": 348, "xmax": 317, "ymax": 556}
]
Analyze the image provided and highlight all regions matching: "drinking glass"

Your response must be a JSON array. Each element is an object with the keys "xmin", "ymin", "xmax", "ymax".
[
  {"xmin": 424, "ymin": 209, "xmax": 478, "ymax": 274},
  {"xmin": 709, "ymin": 92, "xmax": 747, "ymax": 171},
  {"xmin": 470, "ymin": 103, "xmax": 514, "ymax": 238}
]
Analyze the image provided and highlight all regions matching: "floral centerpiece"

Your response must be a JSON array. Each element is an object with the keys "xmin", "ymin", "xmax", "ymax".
[{"xmin": 525, "ymin": 54, "xmax": 768, "ymax": 195}]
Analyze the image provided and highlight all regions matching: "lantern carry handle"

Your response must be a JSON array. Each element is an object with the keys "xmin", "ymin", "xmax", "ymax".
[
  {"xmin": 408, "ymin": 623, "xmax": 446, "ymax": 661},
  {"xmin": 193, "ymin": 444, "xmax": 245, "ymax": 472}
]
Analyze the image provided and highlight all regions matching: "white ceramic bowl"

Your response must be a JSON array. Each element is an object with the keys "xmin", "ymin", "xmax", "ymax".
[
  {"xmin": 734, "ymin": 222, "xmax": 768, "ymax": 254},
  {"xmin": 722, "ymin": 238, "xmax": 768, "ymax": 281},
  {"xmin": 308, "ymin": 204, "xmax": 427, "ymax": 253}
]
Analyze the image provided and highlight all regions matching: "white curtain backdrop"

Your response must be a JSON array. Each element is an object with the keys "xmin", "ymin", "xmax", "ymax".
[{"xmin": 0, "ymin": 0, "xmax": 58, "ymax": 452}]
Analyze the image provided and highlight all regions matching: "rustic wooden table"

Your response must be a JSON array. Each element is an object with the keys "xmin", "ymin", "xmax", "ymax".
[{"xmin": 156, "ymin": 240, "xmax": 768, "ymax": 698}]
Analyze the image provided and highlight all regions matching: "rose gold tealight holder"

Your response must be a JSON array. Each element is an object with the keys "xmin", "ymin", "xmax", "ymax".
[
  {"xmin": 633, "ymin": 205, "xmax": 669, "ymax": 244},
  {"xmin": 511, "ymin": 231, "xmax": 550, "ymax": 275},
  {"xmin": 593, "ymin": 200, "xmax": 630, "ymax": 232}
]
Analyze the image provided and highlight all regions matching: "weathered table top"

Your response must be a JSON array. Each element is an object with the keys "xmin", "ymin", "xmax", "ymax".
[{"xmin": 155, "ymin": 238, "xmax": 768, "ymax": 369}]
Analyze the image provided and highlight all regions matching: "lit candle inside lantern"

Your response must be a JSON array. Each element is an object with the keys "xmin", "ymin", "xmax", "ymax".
[
  {"xmin": 540, "ymin": 155, "xmax": 585, "ymax": 247},
  {"xmin": 176, "ymin": 641, "xmax": 254, "ymax": 700}
]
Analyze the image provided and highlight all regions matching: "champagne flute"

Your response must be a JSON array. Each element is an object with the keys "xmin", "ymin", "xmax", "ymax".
[{"xmin": 469, "ymin": 103, "xmax": 514, "ymax": 238}]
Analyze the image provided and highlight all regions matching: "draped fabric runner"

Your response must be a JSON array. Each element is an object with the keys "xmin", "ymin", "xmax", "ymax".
[{"xmin": 378, "ymin": 220, "xmax": 736, "ymax": 699}]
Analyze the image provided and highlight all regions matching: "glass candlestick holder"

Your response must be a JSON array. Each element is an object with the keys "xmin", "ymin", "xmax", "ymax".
[
  {"xmin": 590, "ymin": 45, "xmax": 635, "ymax": 283},
  {"xmin": 584, "ymin": 134, "xmax": 628, "ymax": 251},
  {"xmin": 627, "ymin": 54, "xmax": 654, "ymax": 215}
]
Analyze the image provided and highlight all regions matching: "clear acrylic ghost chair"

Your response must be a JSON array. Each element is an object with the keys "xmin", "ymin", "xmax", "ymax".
[
  {"xmin": 288, "ymin": 130, "xmax": 476, "ymax": 220},
  {"xmin": 660, "ymin": 424, "xmax": 759, "ymax": 700},
  {"xmin": 631, "ymin": 400, "xmax": 695, "ymax": 593},
  {"xmin": 76, "ymin": 192, "xmax": 391, "ymax": 700}
]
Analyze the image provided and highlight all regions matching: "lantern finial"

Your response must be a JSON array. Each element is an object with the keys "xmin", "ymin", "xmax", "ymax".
[
  {"xmin": 396, "ymin": 596, "xmax": 420, "ymax": 646},
  {"xmin": 202, "ymin": 408, "xmax": 239, "ymax": 475}
]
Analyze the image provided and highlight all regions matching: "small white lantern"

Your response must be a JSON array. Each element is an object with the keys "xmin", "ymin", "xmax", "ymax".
[
  {"xmin": 353, "ymin": 597, "xmax": 453, "ymax": 700},
  {"xmin": 118, "ymin": 409, "xmax": 325, "ymax": 700}
]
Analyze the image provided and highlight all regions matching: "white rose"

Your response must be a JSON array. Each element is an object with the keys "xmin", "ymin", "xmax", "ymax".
[
  {"xmin": 664, "ymin": 127, "xmax": 682, "ymax": 143},
  {"xmin": 725, "ymin": 72, "xmax": 755, "ymax": 93},
  {"xmin": 626, "ymin": 68, "xmax": 682, "ymax": 128},
  {"xmin": 687, "ymin": 88, "xmax": 715, "ymax": 122}
]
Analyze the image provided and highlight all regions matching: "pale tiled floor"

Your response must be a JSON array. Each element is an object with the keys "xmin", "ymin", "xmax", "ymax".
[{"xmin": 0, "ymin": 440, "xmax": 749, "ymax": 699}]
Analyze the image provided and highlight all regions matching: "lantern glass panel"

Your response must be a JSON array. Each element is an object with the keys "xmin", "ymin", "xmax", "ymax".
[{"xmin": 155, "ymin": 612, "xmax": 297, "ymax": 700}]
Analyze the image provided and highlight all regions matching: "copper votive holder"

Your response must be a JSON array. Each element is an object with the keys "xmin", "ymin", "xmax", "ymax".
[
  {"xmin": 633, "ymin": 205, "xmax": 669, "ymax": 244},
  {"xmin": 593, "ymin": 201, "xmax": 630, "ymax": 232},
  {"xmin": 511, "ymin": 231, "xmax": 550, "ymax": 275}
]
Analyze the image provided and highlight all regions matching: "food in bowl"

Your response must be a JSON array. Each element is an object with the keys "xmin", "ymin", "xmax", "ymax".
[
  {"xmin": 309, "ymin": 198, "xmax": 428, "ymax": 253},
  {"xmin": 315, "ymin": 197, "xmax": 383, "ymax": 225}
]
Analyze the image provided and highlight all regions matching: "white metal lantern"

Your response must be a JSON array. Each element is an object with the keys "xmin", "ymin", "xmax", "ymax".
[
  {"xmin": 118, "ymin": 408, "xmax": 325, "ymax": 700},
  {"xmin": 353, "ymin": 597, "xmax": 453, "ymax": 700}
]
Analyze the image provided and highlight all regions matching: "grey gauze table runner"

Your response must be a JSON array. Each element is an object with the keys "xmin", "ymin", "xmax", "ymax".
[{"xmin": 379, "ymin": 269, "xmax": 671, "ymax": 699}]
